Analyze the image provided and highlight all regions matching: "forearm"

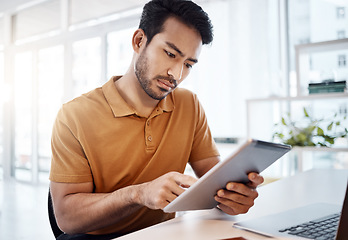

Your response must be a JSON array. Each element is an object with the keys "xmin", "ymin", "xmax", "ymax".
[
  {"xmin": 51, "ymin": 172, "xmax": 197, "ymax": 234},
  {"xmin": 53, "ymin": 184, "xmax": 143, "ymax": 234},
  {"xmin": 190, "ymin": 156, "xmax": 220, "ymax": 178}
]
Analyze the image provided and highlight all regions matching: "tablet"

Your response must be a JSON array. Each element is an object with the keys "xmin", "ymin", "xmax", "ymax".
[{"xmin": 163, "ymin": 139, "xmax": 291, "ymax": 213}]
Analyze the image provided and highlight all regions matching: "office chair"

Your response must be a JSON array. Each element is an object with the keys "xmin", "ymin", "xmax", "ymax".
[{"xmin": 48, "ymin": 189, "xmax": 64, "ymax": 238}]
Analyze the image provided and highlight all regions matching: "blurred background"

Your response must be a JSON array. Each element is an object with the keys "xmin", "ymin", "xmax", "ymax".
[
  {"xmin": 0, "ymin": 0, "xmax": 347, "ymax": 193},
  {"xmin": 0, "ymin": 0, "xmax": 348, "ymax": 239}
]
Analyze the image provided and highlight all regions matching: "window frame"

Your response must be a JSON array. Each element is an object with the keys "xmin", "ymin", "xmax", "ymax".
[{"xmin": 2, "ymin": 1, "xmax": 141, "ymax": 183}]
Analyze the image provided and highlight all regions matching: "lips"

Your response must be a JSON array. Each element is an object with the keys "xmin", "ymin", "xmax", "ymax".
[{"xmin": 157, "ymin": 79, "xmax": 176, "ymax": 90}]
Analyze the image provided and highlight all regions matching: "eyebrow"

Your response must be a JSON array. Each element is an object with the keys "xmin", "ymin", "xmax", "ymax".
[{"xmin": 165, "ymin": 41, "xmax": 198, "ymax": 63}]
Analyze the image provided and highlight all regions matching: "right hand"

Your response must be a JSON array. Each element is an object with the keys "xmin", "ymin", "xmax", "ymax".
[{"xmin": 136, "ymin": 172, "xmax": 197, "ymax": 210}]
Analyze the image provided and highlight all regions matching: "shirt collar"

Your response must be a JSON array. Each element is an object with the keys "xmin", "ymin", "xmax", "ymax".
[{"xmin": 102, "ymin": 76, "xmax": 175, "ymax": 118}]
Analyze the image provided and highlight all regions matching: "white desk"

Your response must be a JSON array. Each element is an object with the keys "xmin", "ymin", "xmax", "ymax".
[{"xmin": 116, "ymin": 169, "xmax": 348, "ymax": 240}]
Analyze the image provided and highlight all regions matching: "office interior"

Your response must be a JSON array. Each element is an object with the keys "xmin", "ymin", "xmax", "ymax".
[{"xmin": 0, "ymin": 0, "xmax": 347, "ymax": 239}]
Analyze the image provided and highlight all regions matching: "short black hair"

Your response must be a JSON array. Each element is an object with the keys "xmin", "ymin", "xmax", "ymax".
[{"xmin": 139, "ymin": 0, "xmax": 214, "ymax": 45}]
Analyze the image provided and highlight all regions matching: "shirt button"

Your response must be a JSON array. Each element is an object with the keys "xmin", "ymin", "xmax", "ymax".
[
  {"xmin": 147, "ymin": 121, "xmax": 150, "ymax": 126},
  {"xmin": 148, "ymin": 136, "xmax": 152, "ymax": 142}
]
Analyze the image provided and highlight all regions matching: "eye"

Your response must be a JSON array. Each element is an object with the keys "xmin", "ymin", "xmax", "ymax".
[
  {"xmin": 164, "ymin": 50, "xmax": 175, "ymax": 58},
  {"xmin": 185, "ymin": 63, "xmax": 193, "ymax": 69}
]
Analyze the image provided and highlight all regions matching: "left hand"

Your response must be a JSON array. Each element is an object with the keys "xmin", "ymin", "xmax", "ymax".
[{"xmin": 214, "ymin": 172, "xmax": 264, "ymax": 215}]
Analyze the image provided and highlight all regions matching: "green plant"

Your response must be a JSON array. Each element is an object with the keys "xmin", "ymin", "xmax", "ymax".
[{"xmin": 273, "ymin": 107, "xmax": 348, "ymax": 147}]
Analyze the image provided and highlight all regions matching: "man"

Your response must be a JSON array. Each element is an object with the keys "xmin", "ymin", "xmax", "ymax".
[{"xmin": 49, "ymin": 0, "xmax": 264, "ymax": 239}]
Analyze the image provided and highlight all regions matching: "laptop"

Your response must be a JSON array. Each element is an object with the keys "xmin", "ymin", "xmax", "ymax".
[{"xmin": 233, "ymin": 181, "xmax": 348, "ymax": 239}]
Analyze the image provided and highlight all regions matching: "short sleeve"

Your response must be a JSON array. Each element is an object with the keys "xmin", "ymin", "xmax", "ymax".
[
  {"xmin": 188, "ymin": 95, "xmax": 220, "ymax": 162},
  {"xmin": 49, "ymin": 106, "xmax": 93, "ymax": 183}
]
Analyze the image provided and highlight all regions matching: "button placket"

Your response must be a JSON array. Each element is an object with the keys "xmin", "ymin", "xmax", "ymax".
[
  {"xmin": 144, "ymin": 108, "xmax": 163, "ymax": 149},
  {"xmin": 145, "ymin": 118, "xmax": 154, "ymax": 148}
]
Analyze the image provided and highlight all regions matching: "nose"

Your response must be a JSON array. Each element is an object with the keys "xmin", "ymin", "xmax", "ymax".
[{"xmin": 167, "ymin": 63, "xmax": 184, "ymax": 81}]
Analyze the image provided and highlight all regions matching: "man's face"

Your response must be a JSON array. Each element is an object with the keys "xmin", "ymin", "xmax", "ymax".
[{"xmin": 135, "ymin": 17, "xmax": 202, "ymax": 100}]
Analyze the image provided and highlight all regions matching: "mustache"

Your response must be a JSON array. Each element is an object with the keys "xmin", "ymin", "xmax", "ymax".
[{"xmin": 154, "ymin": 75, "xmax": 178, "ymax": 86}]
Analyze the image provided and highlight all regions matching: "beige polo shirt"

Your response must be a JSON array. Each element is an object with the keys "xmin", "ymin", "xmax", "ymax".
[{"xmin": 50, "ymin": 76, "xmax": 219, "ymax": 235}]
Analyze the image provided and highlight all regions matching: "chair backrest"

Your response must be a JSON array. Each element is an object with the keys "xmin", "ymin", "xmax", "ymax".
[{"xmin": 48, "ymin": 189, "xmax": 64, "ymax": 238}]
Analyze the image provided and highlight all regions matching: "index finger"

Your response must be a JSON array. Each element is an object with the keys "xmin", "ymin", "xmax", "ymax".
[
  {"xmin": 169, "ymin": 173, "xmax": 197, "ymax": 199},
  {"xmin": 175, "ymin": 173, "xmax": 198, "ymax": 188}
]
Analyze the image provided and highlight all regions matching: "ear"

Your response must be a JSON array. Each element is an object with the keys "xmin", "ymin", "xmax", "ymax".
[{"xmin": 132, "ymin": 29, "xmax": 147, "ymax": 53}]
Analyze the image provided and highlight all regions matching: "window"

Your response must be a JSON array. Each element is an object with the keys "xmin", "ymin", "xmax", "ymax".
[
  {"xmin": 0, "ymin": 17, "xmax": 4, "ymax": 47},
  {"xmin": 72, "ymin": 37, "xmax": 102, "ymax": 97},
  {"xmin": 69, "ymin": 0, "xmax": 145, "ymax": 28},
  {"xmin": 107, "ymin": 28, "xmax": 135, "ymax": 78},
  {"xmin": 14, "ymin": 52, "xmax": 33, "ymax": 181},
  {"xmin": 12, "ymin": 0, "xmax": 61, "ymax": 43},
  {"xmin": 337, "ymin": 30, "xmax": 346, "ymax": 39},
  {"xmin": 0, "ymin": 52, "xmax": 3, "ymax": 169},
  {"xmin": 337, "ymin": 7, "xmax": 346, "ymax": 19},
  {"xmin": 338, "ymin": 54, "xmax": 346, "ymax": 67},
  {"xmin": 3, "ymin": 0, "xmax": 144, "ymax": 182},
  {"xmin": 298, "ymin": 50, "xmax": 348, "ymax": 88},
  {"xmin": 288, "ymin": 0, "xmax": 348, "ymax": 94},
  {"xmin": 298, "ymin": 38, "xmax": 310, "ymax": 44},
  {"xmin": 37, "ymin": 45, "xmax": 64, "ymax": 177}
]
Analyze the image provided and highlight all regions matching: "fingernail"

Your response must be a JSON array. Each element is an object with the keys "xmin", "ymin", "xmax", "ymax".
[
  {"xmin": 227, "ymin": 183, "xmax": 234, "ymax": 190},
  {"xmin": 218, "ymin": 190, "xmax": 224, "ymax": 197}
]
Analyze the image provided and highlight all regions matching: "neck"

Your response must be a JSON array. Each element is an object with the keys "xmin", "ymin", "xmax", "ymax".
[{"xmin": 115, "ymin": 72, "xmax": 159, "ymax": 118}]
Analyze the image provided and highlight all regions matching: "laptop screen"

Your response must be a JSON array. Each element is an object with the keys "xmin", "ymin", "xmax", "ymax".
[{"xmin": 336, "ymin": 180, "xmax": 348, "ymax": 240}]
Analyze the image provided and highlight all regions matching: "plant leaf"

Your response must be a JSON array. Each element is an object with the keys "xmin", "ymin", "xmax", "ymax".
[
  {"xmin": 317, "ymin": 127, "xmax": 324, "ymax": 136},
  {"xmin": 304, "ymin": 108, "xmax": 309, "ymax": 118},
  {"xmin": 297, "ymin": 133, "xmax": 307, "ymax": 142},
  {"xmin": 324, "ymin": 136, "xmax": 335, "ymax": 144},
  {"xmin": 327, "ymin": 122, "xmax": 333, "ymax": 131}
]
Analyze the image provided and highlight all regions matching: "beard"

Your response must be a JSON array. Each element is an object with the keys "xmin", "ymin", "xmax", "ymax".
[{"xmin": 135, "ymin": 50, "xmax": 177, "ymax": 101}]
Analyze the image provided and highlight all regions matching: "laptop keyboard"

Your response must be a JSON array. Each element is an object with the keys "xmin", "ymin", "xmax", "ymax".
[{"xmin": 278, "ymin": 213, "xmax": 340, "ymax": 239}]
